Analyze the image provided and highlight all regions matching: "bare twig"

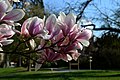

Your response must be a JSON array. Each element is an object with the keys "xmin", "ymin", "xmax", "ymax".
[
  {"xmin": 76, "ymin": 0, "xmax": 93, "ymax": 21},
  {"xmin": 92, "ymin": 4, "xmax": 120, "ymax": 27}
]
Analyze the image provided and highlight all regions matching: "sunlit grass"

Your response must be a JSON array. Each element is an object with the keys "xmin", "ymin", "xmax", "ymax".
[{"xmin": 0, "ymin": 67, "xmax": 120, "ymax": 80}]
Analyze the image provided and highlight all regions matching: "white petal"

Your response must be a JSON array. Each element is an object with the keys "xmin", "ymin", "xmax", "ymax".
[
  {"xmin": 80, "ymin": 39, "xmax": 90, "ymax": 47},
  {"xmin": 65, "ymin": 13, "xmax": 76, "ymax": 26},
  {"xmin": 40, "ymin": 34, "xmax": 51, "ymax": 40},
  {"xmin": 14, "ymin": 23, "xmax": 21, "ymax": 26},
  {"xmin": 67, "ymin": 54, "xmax": 72, "ymax": 61},
  {"xmin": 29, "ymin": 39, "xmax": 36, "ymax": 50},
  {"xmin": 13, "ymin": 0, "xmax": 20, "ymax": 2},
  {"xmin": 58, "ymin": 12, "xmax": 66, "ymax": 22},
  {"xmin": 77, "ymin": 42, "xmax": 83, "ymax": 50},
  {"xmin": 0, "ymin": 39, "xmax": 14, "ymax": 45}
]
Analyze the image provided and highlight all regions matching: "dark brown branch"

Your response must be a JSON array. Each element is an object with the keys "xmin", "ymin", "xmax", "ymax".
[
  {"xmin": 93, "ymin": 27, "xmax": 120, "ymax": 33},
  {"xmin": 82, "ymin": 24, "xmax": 120, "ymax": 33},
  {"xmin": 76, "ymin": 0, "xmax": 93, "ymax": 21}
]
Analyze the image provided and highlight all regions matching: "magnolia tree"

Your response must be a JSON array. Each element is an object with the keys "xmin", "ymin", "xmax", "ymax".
[{"xmin": 0, "ymin": 0, "xmax": 93, "ymax": 70}]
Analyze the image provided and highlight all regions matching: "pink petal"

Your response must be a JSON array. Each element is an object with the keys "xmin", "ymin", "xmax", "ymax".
[
  {"xmin": 53, "ymin": 32, "xmax": 64, "ymax": 46},
  {"xmin": 69, "ymin": 31, "xmax": 78, "ymax": 41},
  {"xmin": 41, "ymin": 49, "xmax": 61, "ymax": 62},
  {"xmin": 65, "ymin": 43, "xmax": 76, "ymax": 51},
  {"xmin": 58, "ymin": 23, "xmax": 67, "ymax": 36},
  {"xmin": 70, "ymin": 50, "xmax": 81, "ymax": 61},
  {"xmin": 77, "ymin": 29, "xmax": 92, "ymax": 40},
  {"xmin": 61, "ymin": 36, "xmax": 69, "ymax": 46},
  {"xmin": 2, "ymin": 9, "xmax": 25, "ymax": 21},
  {"xmin": 60, "ymin": 54, "xmax": 68, "ymax": 62},
  {"xmin": 76, "ymin": 42, "xmax": 83, "ymax": 50},
  {"xmin": 5, "ymin": 0, "xmax": 13, "ymax": 12},
  {"xmin": 46, "ymin": 14, "xmax": 56, "ymax": 34},
  {"xmin": 0, "ymin": 13, "xmax": 4, "ymax": 19},
  {"xmin": 50, "ymin": 26, "xmax": 60, "ymax": 39},
  {"xmin": 64, "ymin": 13, "xmax": 76, "ymax": 29},
  {"xmin": 29, "ymin": 17, "xmax": 43, "ymax": 36},
  {"xmin": 21, "ymin": 19, "xmax": 30, "ymax": 37},
  {"xmin": 0, "ymin": 1, "xmax": 8, "ymax": 13},
  {"xmin": 0, "ymin": 24, "xmax": 15, "ymax": 38}
]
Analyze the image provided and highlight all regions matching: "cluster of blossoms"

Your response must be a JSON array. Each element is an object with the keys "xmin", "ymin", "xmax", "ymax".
[
  {"xmin": 20, "ymin": 12, "xmax": 92, "ymax": 63},
  {"xmin": 0, "ymin": 0, "xmax": 93, "ymax": 64},
  {"xmin": 0, "ymin": 0, "xmax": 24, "ymax": 46},
  {"xmin": 0, "ymin": 0, "xmax": 24, "ymax": 62}
]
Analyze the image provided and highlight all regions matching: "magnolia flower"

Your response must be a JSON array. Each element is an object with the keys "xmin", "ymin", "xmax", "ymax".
[
  {"xmin": 21, "ymin": 14, "xmax": 61, "ymax": 40},
  {"xmin": 58, "ymin": 12, "xmax": 77, "ymax": 36},
  {"xmin": 36, "ymin": 12, "xmax": 93, "ymax": 62},
  {"xmin": 76, "ymin": 29, "xmax": 92, "ymax": 46},
  {"xmin": 0, "ymin": 24, "xmax": 15, "ymax": 46},
  {"xmin": 60, "ymin": 50, "xmax": 81, "ymax": 62},
  {"xmin": 53, "ymin": 12, "xmax": 92, "ymax": 61},
  {"xmin": 0, "ymin": 0, "xmax": 25, "ymax": 26},
  {"xmin": 21, "ymin": 16, "xmax": 50, "ymax": 39},
  {"xmin": 59, "ymin": 13, "xmax": 92, "ymax": 44},
  {"xmin": 38, "ymin": 49, "xmax": 61, "ymax": 63}
]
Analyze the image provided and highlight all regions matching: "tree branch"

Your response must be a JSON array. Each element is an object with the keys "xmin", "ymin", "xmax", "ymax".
[
  {"xmin": 93, "ymin": 27, "xmax": 120, "ymax": 33},
  {"xmin": 76, "ymin": 0, "xmax": 93, "ymax": 21},
  {"xmin": 82, "ymin": 24, "xmax": 120, "ymax": 33}
]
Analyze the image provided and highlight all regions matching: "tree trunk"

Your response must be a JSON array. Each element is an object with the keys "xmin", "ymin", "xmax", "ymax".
[
  {"xmin": 3, "ymin": 54, "xmax": 10, "ymax": 68},
  {"xmin": 27, "ymin": 54, "xmax": 31, "ymax": 71},
  {"xmin": 18, "ymin": 55, "xmax": 22, "ymax": 67}
]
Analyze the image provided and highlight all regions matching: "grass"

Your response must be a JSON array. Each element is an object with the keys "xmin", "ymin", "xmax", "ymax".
[{"xmin": 0, "ymin": 68, "xmax": 120, "ymax": 80}]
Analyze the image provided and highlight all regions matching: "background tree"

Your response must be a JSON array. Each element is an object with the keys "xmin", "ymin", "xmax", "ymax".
[{"xmin": 91, "ymin": 32, "xmax": 120, "ymax": 69}]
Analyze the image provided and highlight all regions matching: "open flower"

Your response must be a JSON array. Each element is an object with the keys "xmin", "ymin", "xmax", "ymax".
[
  {"xmin": 0, "ymin": 24, "xmax": 15, "ymax": 46},
  {"xmin": 0, "ymin": 0, "xmax": 25, "ymax": 26},
  {"xmin": 53, "ymin": 12, "xmax": 92, "ymax": 61},
  {"xmin": 36, "ymin": 12, "xmax": 93, "ymax": 62},
  {"xmin": 21, "ymin": 15, "xmax": 59, "ymax": 39},
  {"xmin": 58, "ymin": 12, "xmax": 76, "ymax": 36},
  {"xmin": 38, "ymin": 49, "xmax": 61, "ymax": 63},
  {"xmin": 21, "ymin": 16, "xmax": 50, "ymax": 39}
]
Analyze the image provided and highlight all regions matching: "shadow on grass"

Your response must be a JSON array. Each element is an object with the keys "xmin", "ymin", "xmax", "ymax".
[{"xmin": 0, "ymin": 70, "xmax": 120, "ymax": 79}]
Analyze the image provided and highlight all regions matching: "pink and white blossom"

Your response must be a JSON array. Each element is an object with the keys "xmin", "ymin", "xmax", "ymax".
[
  {"xmin": 0, "ymin": 24, "xmax": 15, "ymax": 46},
  {"xmin": 0, "ymin": 0, "xmax": 25, "ymax": 26},
  {"xmin": 35, "ymin": 12, "xmax": 92, "ymax": 63},
  {"xmin": 21, "ymin": 16, "xmax": 50, "ymax": 39}
]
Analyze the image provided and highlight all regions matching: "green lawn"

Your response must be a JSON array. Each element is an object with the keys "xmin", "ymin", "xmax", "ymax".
[{"xmin": 0, "ymin": 68, "xmax": 120, "ymax": 80}]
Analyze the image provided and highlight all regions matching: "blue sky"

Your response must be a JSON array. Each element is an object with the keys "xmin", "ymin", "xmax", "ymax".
[{"xmin": 43, "ymin": 0, "xmax": 118, "ymax": 37}]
